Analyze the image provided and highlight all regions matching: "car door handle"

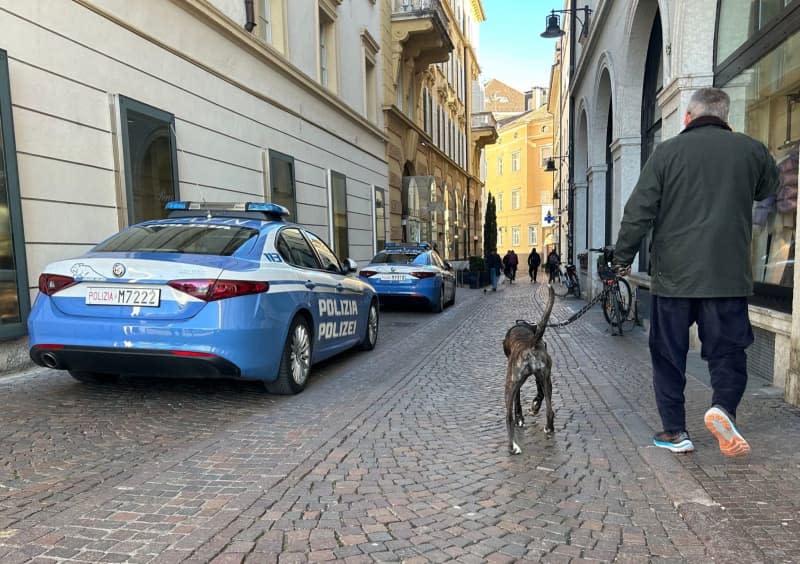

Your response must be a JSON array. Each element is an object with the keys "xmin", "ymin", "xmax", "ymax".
[
  {"xmin": 336, "ymin": 284, "xmax": 344, "ymax": 292},
  {"xmin": 305, "ymin": 280, "xmax": 316, "ymax": 289}
]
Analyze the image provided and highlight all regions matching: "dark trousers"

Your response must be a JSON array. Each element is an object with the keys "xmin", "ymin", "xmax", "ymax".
[
  {"xmin": 649, "ymin": 295, "xmax": 753, "ymax": 433},
  {"xmin": 529, "ymin": 266, "xmax": 538, "ymax": 282}
]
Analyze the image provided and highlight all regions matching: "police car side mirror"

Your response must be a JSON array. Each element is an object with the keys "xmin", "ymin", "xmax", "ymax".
[
  {"xmin": 444, "ymin": 262, "xmax": 453, "ymax": 271},
  {"xmin": 343, "ymin": 258, "xmax": 358, "ymax": 274}
]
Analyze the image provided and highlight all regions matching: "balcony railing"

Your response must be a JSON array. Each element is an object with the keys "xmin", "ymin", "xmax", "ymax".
[
  {"xmin": 392, "ymin": 0, "xmax": 449, "ymax": 28},
  {"xmin": 471, "ymin": 112, "xmax": 497, "ymax": 130}
]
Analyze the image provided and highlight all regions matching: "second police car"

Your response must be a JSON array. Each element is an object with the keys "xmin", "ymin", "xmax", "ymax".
[{"xmin": 28, "ymin": 202, "xmax": 379, "ymax": 394}]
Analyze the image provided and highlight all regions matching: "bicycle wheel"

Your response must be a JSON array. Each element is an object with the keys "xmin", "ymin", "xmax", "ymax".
[
  {"xmin": 602, "ymin": 287, "xmax": 625, "ymax": 333},
  {"xmin": 615, "ymin": 278, "xmax": 632, "ymax": 318},
  {"xmin": 552, "ymin": 272, "xmax": 569, "ymax": 297},
  {"xmin": 571, "ymin": 276, "xmax": 581, "ymax": 299}
]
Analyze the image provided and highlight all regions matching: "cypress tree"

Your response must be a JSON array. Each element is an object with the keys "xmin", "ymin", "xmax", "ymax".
[{"xmin": 483, "ymin": 193, "xmax": 497, "ymax": 257}]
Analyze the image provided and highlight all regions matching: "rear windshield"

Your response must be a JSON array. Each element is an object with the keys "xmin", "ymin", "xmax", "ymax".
[
  {"xmin": 94, "ymin": 224, "xmax": 259, "ymax": 256},
  {"xmin": 371, "ymin": 251, "xmax": 429, "ymax": 266}
]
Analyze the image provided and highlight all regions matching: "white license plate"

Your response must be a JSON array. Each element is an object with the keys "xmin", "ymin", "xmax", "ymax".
[
  {"xmin": 85, "ymin": 287, "xmax": 161, "ymax": 307},
  {"xmin": 382, "ymin": 274, "xmax": 405, "ymax": 281}
]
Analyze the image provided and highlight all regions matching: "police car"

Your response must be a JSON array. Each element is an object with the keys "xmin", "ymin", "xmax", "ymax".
[
  {"xmin": 358, "ymin": 242, "xmax": 456, "ymax": 312},
  {"xmin": 28, "ymin": 201, "xmax": 379, "ymax": 394}
]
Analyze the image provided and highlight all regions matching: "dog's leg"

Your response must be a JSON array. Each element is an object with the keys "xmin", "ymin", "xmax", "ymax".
[
  {"xmin": 530, "ymin": 375, "xmax": 544, "ymax": 416},
  {"xmin": 515, "ymin": 385, "xmax": 524, "ymax": 427},
  {"xmin": 505, "ymin": 364, "xmax": 523, "ymax": 455},
  {"xmin": 542, "ymin": 366, "xmax": 555, "ymax": 434}
]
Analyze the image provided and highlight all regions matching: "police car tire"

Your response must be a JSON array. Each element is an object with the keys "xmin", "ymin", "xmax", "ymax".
[
  {"xmin": 265, "ymin": 316, "xmax": 312, "ymax": 395},
  {"xmin": 69, "ymin": 370, "xmax": 118, "ymax": 384},
  {"xmin": 447, "ymin": 285, "xmax": 456, "ymax": 306},
  {"xmin": 359, "ymin": 300, "xmax": 379, "ymax": 351},
  {"xmin": 432, "ymin": 286, "xmax": 444, "ymax": 313}
]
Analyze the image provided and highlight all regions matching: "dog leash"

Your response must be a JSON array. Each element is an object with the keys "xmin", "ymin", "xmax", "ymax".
[{"xmin": 545, "ymin": 285, "xmax": 609, "ymax": 328}]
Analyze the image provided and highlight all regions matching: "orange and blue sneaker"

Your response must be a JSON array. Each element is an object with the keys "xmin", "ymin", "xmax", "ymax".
[
  {"xmin": 704, "ymin": 406, "xmax": 750, "ymax": 457},
  {"xmin": 652, "ymin": 431, "xmax": 695, "ymax": 453}
]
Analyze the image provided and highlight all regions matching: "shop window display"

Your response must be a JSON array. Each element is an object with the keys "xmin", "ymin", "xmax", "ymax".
[{"xmin": 725, "ymin": 28, "xmax": 800, "ymax": 297}]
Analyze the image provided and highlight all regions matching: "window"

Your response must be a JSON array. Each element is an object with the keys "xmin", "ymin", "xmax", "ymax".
[
  {"xmin": 268, "ymin": 150, "xmax": 297, "ymax": 220},
  {"xmin": 721, "ymin": 26, "xmax": 800, "ymax": 311},
  {"xmin": 540, "ymin": 145, "xmax": 553, "ymax": 168},
  {"xmin": 497, "ymin": 155, "xmax": 504, "ymax": 175},
  {"xmin": 512, "ymin": 226, "xmax": 520, "ymax": 247},
  {"xmin": 307, "ymin": 231, "xmax": 342, "ymax": 272},
  {"xmin": 96, "ymin": 224, "xmax": 258, "ymax": 255},
  {"xmin": 374, "ymin": 187, "xmax": 386, "ymax": 253},
  {"xmin": 496, "ymin": 193, "xmax": 504, "ymax": 212},
  {"xmin": 276, "ymin": 228, "xmax": 320, "ymax": 269},
  {"xmin": 716, "ymin": 0, "xmax": 792, "ymax": 64},
  {"xmin": 511, "ymin": 189, "xmax": 521, "ymax": 209},
  {"xmin": 497, "ymin": 228, "xmax": 503, "ymax": 247},
  {"xmin": 511, "ymin": 151, "xmax": 520, "ymax": 172},
  {"xmin": 330, "ymin": 171, "xmax": 349, "ymax": 259},
  {"xmin": 363, "ymin": 30, "xmax": 379, "ymax": 123},
  {"xmin": 118, "ymin": 96, "xmax": 179, "ymax": 225},
  {"xmin": 254, "ymin": 0, "xmax": 286, "ymax": 54},
  {"xmin": 0, "ymin": 49, "xmax": 30, "ymax": 337},
  {"xmin": 528, "ymin": 225, "xmax": 537, "ymax": 245},
  {"xmin": 318, "ymin": 3, "xmax": 337, "ymax": 92},
  {"xmin": 541, "ymin": 190, "xmax": 550, "ymax": 204}
]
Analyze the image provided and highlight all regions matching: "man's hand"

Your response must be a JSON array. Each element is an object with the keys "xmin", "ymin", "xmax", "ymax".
[{"xmin": 612, "ymin": 262, "xmax": 631, "ymax": 277}]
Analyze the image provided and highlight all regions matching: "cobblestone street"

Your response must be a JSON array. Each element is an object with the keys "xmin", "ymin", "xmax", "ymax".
[{"xmin": 1, "ymin": 282, "xmax": 800, "ymax": 563}]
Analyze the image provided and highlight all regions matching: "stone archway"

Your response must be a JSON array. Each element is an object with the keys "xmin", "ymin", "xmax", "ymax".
[{"xmin": 588, "ymin": 67, "xmax": 614, "ymax": 253}]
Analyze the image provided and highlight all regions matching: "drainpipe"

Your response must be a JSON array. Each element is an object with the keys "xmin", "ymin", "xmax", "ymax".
[
  {"xmin": 244, "ymin": 0, "xmax": 256, "ymax": 32},
  {"xmin": 567, "ymin": 0, "xmax": 576, "ymax": 264}
]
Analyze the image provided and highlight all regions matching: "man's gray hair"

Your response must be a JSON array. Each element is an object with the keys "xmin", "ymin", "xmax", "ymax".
[{"xmin": 687, "ymin": 88, "xmax": 730, "ymax": 121}]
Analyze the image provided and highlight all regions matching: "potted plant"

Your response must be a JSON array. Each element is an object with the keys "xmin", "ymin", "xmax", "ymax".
[{"xmin": 468, "ymin": 256, "xmax": 487, "ymax": 289}]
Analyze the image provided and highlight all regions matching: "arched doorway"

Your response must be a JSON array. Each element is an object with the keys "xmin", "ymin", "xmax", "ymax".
[{"xmin": 638, "ymin": 9, "xmax": 663, "ymax": 272}]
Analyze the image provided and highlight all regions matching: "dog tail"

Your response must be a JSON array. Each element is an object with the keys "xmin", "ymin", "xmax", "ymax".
[{"xmin": 533, "ymin": 285, "xmax": 556, "ymax": 342}]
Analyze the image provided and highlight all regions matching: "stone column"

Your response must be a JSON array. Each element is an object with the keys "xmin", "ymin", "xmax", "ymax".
[
  {"xmin": 785, "ymin": 194, "xmax": 800, "ymax": 406},
  {"xmin": 586, "ymin": 164, "xmax": 608, "ymax": 299}
]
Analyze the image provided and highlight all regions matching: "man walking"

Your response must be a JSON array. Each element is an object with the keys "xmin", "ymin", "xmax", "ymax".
[
  {"xmin": 528, "ymin": 248, "xmax": 541, "ymax": 283},
  {"xmin": 485, "ymin": 248, "xmax": 502, "ymax": 292},
  {"xmin": 612, "ymin": 88, "xmax": 779, "ymax": 457}
]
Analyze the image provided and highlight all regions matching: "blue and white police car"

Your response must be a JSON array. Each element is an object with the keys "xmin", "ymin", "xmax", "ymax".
[
  {"xmin": 358, "ymin": 243, "xmax": 456, "ymax": 312},
  {"xmin": 28, "ymin": 201, "xmax": 379, "ymax": 394}
]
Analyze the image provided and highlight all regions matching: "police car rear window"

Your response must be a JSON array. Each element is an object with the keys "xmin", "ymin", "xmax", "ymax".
[
  {"xmin": 94, "ymin": 224, "xmax": 259, "ymax": 256},
  {"xmin": 371, "ymin": 251, "xmax": 428, "ymax": 266}
]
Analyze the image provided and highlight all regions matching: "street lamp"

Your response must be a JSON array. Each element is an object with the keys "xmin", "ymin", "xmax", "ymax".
[
  {"xmin": 541, "ymin": 3, "xmax": 593, "ymax": 264},
  {"xmin": 539, "ymin": 5, "xmax": 593, "ymax": 39}
]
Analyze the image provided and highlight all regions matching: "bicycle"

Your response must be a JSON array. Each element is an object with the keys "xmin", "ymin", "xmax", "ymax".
[
  {"xmin": 552, "ymin": 262, "xmax": 581, "ymax": 298},
  {"xmin": 589, "ymin": 246, "xmax": 635, "ymax": 335}
]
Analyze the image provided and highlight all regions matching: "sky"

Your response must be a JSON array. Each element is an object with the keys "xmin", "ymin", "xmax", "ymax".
[{"xmin": 479, "ymin": 0, "xmax": 565, "ymax": 92}]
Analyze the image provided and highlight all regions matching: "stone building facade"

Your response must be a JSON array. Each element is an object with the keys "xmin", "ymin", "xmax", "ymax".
[
  {"xmin": 552, "ymin": 0, "xmax": 800, "ymax": 404},
  {"xmin": 383, "ymin": 0, "xmax": 496, "ymax": 262}
]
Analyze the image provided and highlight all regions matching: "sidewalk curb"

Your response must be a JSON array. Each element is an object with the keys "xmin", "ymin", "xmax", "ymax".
[{"xmin": 581, "ymin": 354, "xmax": 768, "ymax": 562}]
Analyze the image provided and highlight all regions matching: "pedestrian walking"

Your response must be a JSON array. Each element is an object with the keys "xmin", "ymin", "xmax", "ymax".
[
  {"xmin": 547, "ymin": 249, "xmax": 560, "ymax": 283},
  {"xmin": 528, "ymin": 248, "xmax": 541, "ymax": 283},
  {"xmin": 502, "ymin": 250, "xmax": 518, "ymax": 283},
  {"xmin": 485, "ymin": 248, "xmax": 502, "ymax": 292},
  {"xmin": 612, "ymin": 87, "xmax": 779, "ymax": 457}
]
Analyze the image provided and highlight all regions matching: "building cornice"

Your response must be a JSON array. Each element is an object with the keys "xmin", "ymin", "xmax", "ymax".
[{"xmin": 73, "ymin": 0, "xmax": 387, "ymax": 149}]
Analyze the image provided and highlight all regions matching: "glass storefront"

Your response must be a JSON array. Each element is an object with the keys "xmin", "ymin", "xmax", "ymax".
[
  {"xmin": 0, "ymin": 49, "xmax": 29, "ymax": 336},
  {"xmin": 722, "ymin": 27, "xmax": 800, "ymax": 310},
  {"xmin": 717, "ymin": 0, "xmax": 795, "ymax": 63}
]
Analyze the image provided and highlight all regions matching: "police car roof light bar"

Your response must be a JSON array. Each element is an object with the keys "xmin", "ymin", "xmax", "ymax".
[
  {"xmin": 385, "ymin": 242, "xmax": 431, "ymax": 250},
  {"xmin": 165, "ymin": 201, "xmax": 290, "ymax": 221}
]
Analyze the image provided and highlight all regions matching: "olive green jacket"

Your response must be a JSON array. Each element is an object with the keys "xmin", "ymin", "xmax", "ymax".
[{"xmin": 614, "ymin": 118, "xmax": 779, "ymax": 297}]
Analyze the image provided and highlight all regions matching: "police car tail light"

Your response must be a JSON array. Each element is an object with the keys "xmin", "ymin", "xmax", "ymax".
[
  {"xmin": 38, "ymin": 274, "xmax": 76, "ymax": 296},
  {"xmin": 168, "ymin": 279, "xmax": 269, "ymax": 301},
  {"xmin": 409, "ymin": 271, "xmax": 437, "ymax": 279},
  {"xmin": 359, "ymin": 270, "xmax": 378, "ymax": 277}
]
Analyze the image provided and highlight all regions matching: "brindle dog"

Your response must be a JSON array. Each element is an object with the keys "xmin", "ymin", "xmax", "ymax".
[{"xmin": 502, "ymin": 285, "xmax": 556, "ymax": 455}]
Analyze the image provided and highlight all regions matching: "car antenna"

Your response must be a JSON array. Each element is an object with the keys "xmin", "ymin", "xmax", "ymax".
[{"xmin": 170, "ymin": 122, "xmax": 211, "ymax": 218}]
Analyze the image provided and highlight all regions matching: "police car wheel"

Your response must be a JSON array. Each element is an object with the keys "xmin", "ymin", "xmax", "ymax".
[
  {"xmin": 432, "ymin": 286, "xmax": 444, "ymax": 313},
  {"xmin": 359, "ymin": 300, "xmax": 379, "ymax": 351},
  {"xmin": 266, "ymin": 316, "xmax": 312, "ymax": 395},
  {"xmin": 69, "ymin": 370, "xmax": 119, "ymax": 384}
]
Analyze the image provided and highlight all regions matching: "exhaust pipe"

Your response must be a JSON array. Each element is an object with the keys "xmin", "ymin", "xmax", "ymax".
[{"xmin": 40, "ymin": 352, "xmax": 59, "ymax": 369}]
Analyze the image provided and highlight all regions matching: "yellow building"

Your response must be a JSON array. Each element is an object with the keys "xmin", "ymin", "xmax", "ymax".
[
  {"xmin": 382, "ymin": 0, "xmax": 497, "ymax": 261},
  {"xmin": 485, "ymin": 107, "xmax": 555, "ymax": 269}
]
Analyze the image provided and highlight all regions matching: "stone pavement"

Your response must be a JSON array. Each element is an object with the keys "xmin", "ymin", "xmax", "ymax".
[{"xmin": 0, "ymin": 280, "xmax": 798, "ymax": 563}]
